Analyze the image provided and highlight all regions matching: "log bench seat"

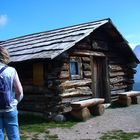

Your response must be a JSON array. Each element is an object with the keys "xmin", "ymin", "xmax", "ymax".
[
  {"xmin": 70, "ymin": 98, "xmax": 105, "ymax": 120},
  {"xmin": 118, "ymin": 91, "xmax": 140, "ymax": 106}
]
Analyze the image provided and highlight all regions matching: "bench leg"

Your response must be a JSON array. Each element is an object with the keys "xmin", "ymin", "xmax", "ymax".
[
  {"xmin": 118, "ymin": 96, "xmax": 131, "ymax": 106},
  {"xmin": 89, "ymin": 104, "xmax": 105, "ymax": 116},
  {"xmin": 70, "ymin": 107, "xmax": 91, "ymax": 121},
  {"xmin": 131, "ymin": 96, "xmax": 138, "ymax": 104}
]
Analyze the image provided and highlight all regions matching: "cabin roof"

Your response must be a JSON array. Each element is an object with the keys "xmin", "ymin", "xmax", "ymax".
[{"xmin": 0, "ymin": 18, "xmax": 139, "ymax": 63}]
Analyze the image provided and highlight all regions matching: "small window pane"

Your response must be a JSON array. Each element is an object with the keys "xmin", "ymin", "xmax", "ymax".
[
  {"xmin": 70, "ymin": 62, "xmax": 79, "ymax": 75},
  {"xmin": 70, "ymin": 61, "xmax": 81, "ymax": 79}
]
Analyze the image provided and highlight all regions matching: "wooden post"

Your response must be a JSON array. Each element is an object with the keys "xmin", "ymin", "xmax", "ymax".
[
  {"xmin": 131, "ymin": 96, "xmax": 138, "ymax": 104},
  {"xmin": 118, "ymin": 96, "xmax": 132, "ymax": 106},
  {"xmin": 70, "ymin": 107, "xmax": 91, "ymax": 121},
  {"xmin": 89, "ymin": 104, "xmax": 105, "ymax": 116},
  {"xmin": 90, "ymin": 56, "xmax": 97, "ymax": 97},
  {"xmin": 103, "ymin": 57, "xmax": 111, "ymax": 103}
]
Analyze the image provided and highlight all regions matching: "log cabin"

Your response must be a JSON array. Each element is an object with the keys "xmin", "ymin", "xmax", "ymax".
[{"xmin": 0, "ymin": 18, "xmax": 139, "ymax": 119}]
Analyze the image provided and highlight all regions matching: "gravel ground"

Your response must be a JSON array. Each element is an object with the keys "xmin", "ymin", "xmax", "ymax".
[{"xmin": 50, "ymin": 101, "xmax": 140, "ymax": 140}]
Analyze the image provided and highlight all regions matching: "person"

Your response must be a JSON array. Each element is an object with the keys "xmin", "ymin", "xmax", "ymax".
[{"xmin": 0, "ymin": 46, "xmax": 23, "ymax": 140}]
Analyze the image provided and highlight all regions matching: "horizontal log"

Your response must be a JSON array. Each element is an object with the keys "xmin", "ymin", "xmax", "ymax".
[
  {"xmin": 61, "ymin": 91, "xmax": 83, "ymax": 97},
  {"xmin": 110, "ymin": 77, "xmax": 134, "ymax": 85},
  {"xmin": 59, "ymin": 71, "xmax": 69, "ymax": 79},
  {"xmin": 111, "ymin": 95, "xmax": 119, "ymax": 102},
  {"xmin": 61, "ymin": 105, "xmax": 72, "ymax": 113},
  {"xmin": 111, "ymin": 84, "xmax": 128, "ymax": 91},
  {"xmin": 111, "ymin": 89, "xmax": 126, "ymax": 95},
  {"xmin": 82, "ymin": 63, "xmax": 91, "ymax": 70},
  {"xmin": 22, "ymin": 95, "xmax": 46, "ymax": 102},
  {"xmin": 110, "ymin": 76, "xmax": 126, "ymax": 84},
  {"xmin": 60, "ymin": 79, "xmax": 92, "ymax": 89},
  {"xmin": 109, "ymin": 64, "xmax": 123, "ymax": 72},
  {"xmin": 23, "ymin": 85, "xmax": 48, "ymax": 94},
  {"xmin": 62, "ymin": 96, "xmax": 92, "ymax": 104},
  {"xmin": 109, "ymin": 59, "xmax": 127, "ymax": 65},
  {"xmin": 71, "ymin": 50, "xmax": 105, "ymax": 57},
  {"xmin": 19, "ymin": 102, "xmax": 46, "ymax": 112},
  {"xmin": 92, "ymin": 40, "xmax": 108, "ymax": 51},
  {"xmin": 109, "ymin": 71, "xmax": 126, "ymax": 77},
  {"xmin": 83, "ymin": 71, "xmax": 92, "ymax": 78},
  {"xmin": 71, "ymin": 98, "xmax": 104, "ymax": 109},
  {"xmin": 76, "ymin": 43, "xmax": 91, "ymax": 49},
  {"xmin": 61, "ymin": 87, "xmax": 92, "ymax": 98},
  {"xmin": 81, "ymin": 57, "xmax": 90, "ymax": 62},
  {"xmin": 61, "ymin": 63, "xmax": 69, "ymax": 71}
]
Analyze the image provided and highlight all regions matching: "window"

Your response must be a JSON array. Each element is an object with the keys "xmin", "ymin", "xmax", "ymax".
[{"xmin": 70, "ymin": 58, "xmax": 81, "ymax": 79}]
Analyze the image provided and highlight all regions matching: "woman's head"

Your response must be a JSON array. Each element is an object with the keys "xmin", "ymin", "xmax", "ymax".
[{"xmin": 0, "ymin": 46, "xmax": 10, "ymax": 64}]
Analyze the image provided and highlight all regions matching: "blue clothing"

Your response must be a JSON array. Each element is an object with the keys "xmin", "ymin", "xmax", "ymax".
[
  {"xmin": 0, "ymin": 109, "xmax": 20, "ymax": 140},
  {"xmin": 0, "ymin": 63, "xmax": 21, "ymax": 140},
  {"xmin": 0, "ymin": 63, "xmax": 18, "ymax": 112}
]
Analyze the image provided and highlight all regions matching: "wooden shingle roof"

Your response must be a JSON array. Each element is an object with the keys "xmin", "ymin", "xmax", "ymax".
[
  {"xmin": 0, "ymin": 19, "xmax": 109, "ymax": 62},
  {"xmin": 0, "ymin": 18, "xmax": 139, "ymax": 63}
]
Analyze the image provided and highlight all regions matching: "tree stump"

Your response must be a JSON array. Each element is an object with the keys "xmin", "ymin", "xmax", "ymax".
[
  {"xmin": 131, "ymin": 96, "xmax": 138, "ymax": 104},
  {"xmin": 118, "ymin": 96, "xmax": 131, "ymax": 106},
  {"xmin": 89, "ymin": 104, "xmax": 105, "ymax": 116},
  {"xmin": 70, "ymin": 107, "xmax": 91, "ymax": 121}
]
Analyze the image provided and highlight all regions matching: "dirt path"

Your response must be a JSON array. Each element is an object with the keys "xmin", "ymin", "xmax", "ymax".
[{"xmin": 49, "ymin": 104, "xmax": 140, "ymax": 140}]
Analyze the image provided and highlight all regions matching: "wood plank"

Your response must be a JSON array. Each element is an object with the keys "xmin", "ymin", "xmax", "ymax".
[
  {"xmin": 118, "ymin": 91, "xmax": 140, "ymax": 97},
  {"xmin": 71, "ymin": 98, "xmax": 104, "ymax": 109}
]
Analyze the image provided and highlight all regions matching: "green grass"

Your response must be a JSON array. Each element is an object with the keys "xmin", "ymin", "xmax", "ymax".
[
  {"xmin": 19, "ymin": 114, "xmax": 140, "ymax": 140},
  {"xmin": 19, "ymin": 113, "xmax": 78, "ymax": 140},
  {"xmin": 100, "ymin": 130, "xmax": 140, "ymax": 140}
]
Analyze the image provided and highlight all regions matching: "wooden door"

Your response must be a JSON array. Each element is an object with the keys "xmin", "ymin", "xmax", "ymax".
[{"xmin": 91, "ymin": 56, "xmax": 110, "ymax": 103}]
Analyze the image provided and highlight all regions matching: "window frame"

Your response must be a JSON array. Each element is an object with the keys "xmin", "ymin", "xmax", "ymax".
[{"xmin": 69, "ymin": 57, "xmax": 82, "ymax": 80}]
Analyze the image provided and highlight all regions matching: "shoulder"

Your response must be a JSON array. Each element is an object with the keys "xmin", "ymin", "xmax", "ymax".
[
  {"xmin": 7, "ymin": 66, "xmax": 16, "ymax": 72},
  {"xmin": 6, "ymin": 66, "xmax": 17, "ymax": 75},
  {"xmin": 0, "ymin": 63, "xmax": 16, "ymax": 73},
  {"xmin": 2, "ymin": 65, "xmax": 17, "ymax": 77}
]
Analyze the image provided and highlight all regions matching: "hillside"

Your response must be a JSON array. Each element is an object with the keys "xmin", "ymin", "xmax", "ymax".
[{"xmin": 134, "ymin": 45, "xmax": 140, "ymax": 60}]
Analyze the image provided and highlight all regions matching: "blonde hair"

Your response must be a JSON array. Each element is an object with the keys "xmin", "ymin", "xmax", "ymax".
[{"xmin": 0, "ymin": 46, "xmax": 10, "ymax": 64}]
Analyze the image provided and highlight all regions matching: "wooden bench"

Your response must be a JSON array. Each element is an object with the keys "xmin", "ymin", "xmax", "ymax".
[
  {"xmin": 118, "ymin": 91, "xmax": 140, "ymax": 106},
  {"xmin": 70, "ymin": 98, "xmax": 105, "ymax": 120}
]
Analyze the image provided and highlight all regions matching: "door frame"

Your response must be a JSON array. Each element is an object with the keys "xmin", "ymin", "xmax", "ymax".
[{"xmin": 90, "ymin": 56, "xmax": 110, "ymax": 103}]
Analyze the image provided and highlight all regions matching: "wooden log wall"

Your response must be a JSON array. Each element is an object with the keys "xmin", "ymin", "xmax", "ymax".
[
  {"xmin": 17, "ymin": 39, "xmax": 137, "ymax": 116},
  {"xmin": 18, "ymin": 85, "xmax": 62, "ymax": 114},
  {"xmin": 108, "ymin": 47, "xmax": 136, "ymax": 101},
  {"xmin": 60, "ymin": 56, "xmax": 93, "ymax": 112}
]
